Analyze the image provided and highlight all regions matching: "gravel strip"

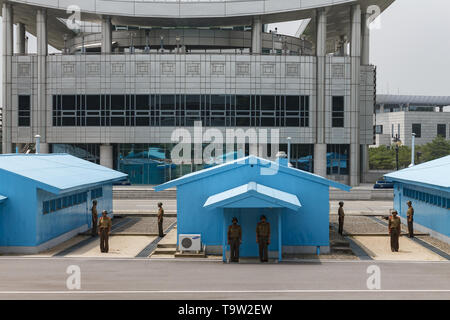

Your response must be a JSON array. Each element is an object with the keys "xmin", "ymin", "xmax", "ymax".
[{"xmin": 416, "ymin": 236, "xmax": 450, "ymax": 256}]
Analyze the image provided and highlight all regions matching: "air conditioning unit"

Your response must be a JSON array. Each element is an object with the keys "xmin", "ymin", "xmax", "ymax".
[{"xmin": 179, "ymin": 234, "xmax": 202, "ymax": 252}]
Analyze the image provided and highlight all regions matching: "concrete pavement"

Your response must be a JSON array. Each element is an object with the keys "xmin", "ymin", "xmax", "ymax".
[{"xmin": 0, "ymin": 258, "xmax": 448, "ymax": 299}]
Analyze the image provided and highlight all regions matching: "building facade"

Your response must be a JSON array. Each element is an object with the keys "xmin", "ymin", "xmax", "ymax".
[
  {"xmin": 155, "ymin": 155, "xmax": 351, "ymax": 260},
  {"xmin": 0, "ymin": 153, "xmax": 126, "ymax": 253},
  {"xmin": 374, "ymin": 95, "xmax": 450, "ymax": 147},
  {"xmin": 385, "ymin": 156, "xmax": 450, "ymax": 244},
  {"xmin": 1, "ymin": 0, "xmax": 395, "ymax": 186}
]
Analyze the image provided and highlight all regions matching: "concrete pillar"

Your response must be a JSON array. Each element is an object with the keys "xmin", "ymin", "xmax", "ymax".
[
  {"xmin": 361, "ymin": 9, "xmax": 370, "ymax": 65},
  {"xmin": 314, "ymin": 8, "xmax": 327, "ymax": 178},
  {"xmin": 101, "ymin": 16, "xmax": 112, "ymax": 53},
  {"xmin": 100, "ymin": 144, "xmax": 113, "ymax": 169},
  {"xmin": 36, "ymin": 9, "xmax": 48, "ymax": 148},
  {"xmin": 350, "ymin": 4, "xmax": 361, "ymax": 187},
  {"xmin": 16, "ymin": 22, "xmax": 26, "ymax": 54},
  {"xmin": 251, "ymin": 16, "xmax": 262, "ymax": 54},
  {"xmin": 39, "ymin": 143, "xmax": 49, "ymax": 154},
  {"xmin": 2, "ymin": 3, "xmax": 14, "ymax": 154}
]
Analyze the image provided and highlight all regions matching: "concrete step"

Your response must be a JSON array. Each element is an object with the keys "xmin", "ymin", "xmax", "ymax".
[
  {"xmin": 113, "ymin": 187, "xmax": 176, "ymax": 200},
  {"xmin": 331, "ymin": 246, "xmax": 354, "ymax": 254},
  {"xmin": 153, "ymin": 248, "xmax": 177, "ymax": 255},
  {"xmin": 330, "ymin": 240, "xmax": 350, "ymax": 247},
  {"xmin": 157, "ymin": 243, "xmax": 177, "ymax": 249},
  {"xmin": 175, "ymin": 251, "xmax": 206, "ymax": 258}
]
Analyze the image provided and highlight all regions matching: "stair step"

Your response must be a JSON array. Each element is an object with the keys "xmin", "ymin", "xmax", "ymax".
[
  {"xmin": 157, "ymin": 243, "xmax": 177, "ymax": 249},
  {"xmin": 331, "ymin": 246, "xmax": 353, "ymax": 254},
  {"xmin": 175, "ymin": 252, "xmax": 206, "ymax": 258},
  {"xmin": 153, "ymin": 248, "xmax": 177, "ymax": 255}
]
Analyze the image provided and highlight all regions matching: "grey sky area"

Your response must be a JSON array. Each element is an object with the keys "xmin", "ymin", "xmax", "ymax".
[{"xmin": 0, "ymin": 0, "xmax": 449, "ymax": 101}]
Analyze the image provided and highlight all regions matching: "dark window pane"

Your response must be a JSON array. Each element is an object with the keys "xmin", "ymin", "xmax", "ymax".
[
  {"xmin": 211, "ymin": 95, "xmax": 226, "ymax": 110},
  {"xmin": 332, "ymin": 96, "xmax": 345, "ymax": 128},
  {"xmin": 261, "ymin": 95, "xmax": 275, "ymax": 110},
  {"xmin": 186, "ymin": 95, "xmax": 200, "ymax": 110},
  {"xmin": 111, "ymin": 95, "xmax": 125, "ymax": 110},
  {"xmin": 86, "ymin": 95, "xmax": 100, "ymax": 110},
  {"xmin": 161, "ymin": 95, "xmax": 175, "ymax": 110},
  {"xmin": 412, "ymin": 124, "xmax": 421, "ymax": 138},
  {"xmin": 437, "ymin": 124, "xmax": 446, "ymax": 138}
]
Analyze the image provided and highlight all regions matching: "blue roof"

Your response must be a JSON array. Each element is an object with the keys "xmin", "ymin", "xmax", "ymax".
[
  {"xmin": 0, "ymin": 154, "xmax": 128, "ymax": 194},
  {"xmin": 384, "ymin": 156, "xmax": 450, "ymax": 191},
  {"xmin": 204, "ymin": 181, "xmax": 301, "ymax": 211},
  {"xmin": 155, "ymin": 155, "xmax": 351, "ymax": 192},
  {"xmin": 0, "ymin": 195, "xmax": 7, "ymax": 204}
]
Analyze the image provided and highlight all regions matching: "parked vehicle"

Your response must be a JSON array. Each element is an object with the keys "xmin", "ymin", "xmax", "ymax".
[{"xmin": 373, "ymin": 180, "xmax": 394, "ymax": 189}]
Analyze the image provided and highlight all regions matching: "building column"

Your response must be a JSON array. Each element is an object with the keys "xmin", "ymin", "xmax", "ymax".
[
  {"xmin": 314, "ymin": 8, "xmax": 327, "ymax": 178},
  {"xmin": 350, "ymin": 4, "xmax": 361, "ymax": 186},
  {"xmin": 251, "ymin": 16, "xmax": 262, "ymax": 54},
  {"xmin": 101, "ymin": 16, "xmax": 112, "ymax": 53},
  {"xmin": 2, "ymin": 3, "xmax": 14, "ymax": 154},
  {"xmin": 361, "ymin": 9, "xmax": 370, "ymax": 65},
  {"xmin": 100, "ymin": 144, "xmax": 113, "ymax": 169},
  {"xmin": 36, "ymin": 9, "xmax": 48, "ymax": 152},
  {"xmin": 16, "ymin": 22, "xmax": 26, "ymax": 54}
]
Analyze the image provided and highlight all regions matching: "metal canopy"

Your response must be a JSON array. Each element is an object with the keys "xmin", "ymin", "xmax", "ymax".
[{"xmin": 204, "ymin": 181, "xmax": 301, "ymax": 211}]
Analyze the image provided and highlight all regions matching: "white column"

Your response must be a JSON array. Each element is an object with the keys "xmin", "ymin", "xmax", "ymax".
[
  {"xmin": 2, "ymin": 3, "xmax": 13, "ymax": 154},
  {"xmin": 101, "ymin": 16, "xmax": 112, "ymax": 53},
  {"xmin": 100, "ymin": 144, "xmax": 113, "ymax": 169},
  {"xmin": 36, "ymin": 9, "xmax": 48, "ymax": 150},
  {"xmin": 16, "ymin": 22, "xmax": 26, "ymax": 54},
  {"xmin": 314, "ymin": 8, "xmax": 327, "ymax": 177},
  {"xmin": 361, "ymin": 9, "xmax": 370, "ymax": 65},
  {"xmin": 350, "ymin": 4, "xmax": 361, "ymax": 186},
  {"xmin": 251, "ymin": 16, "xmax": 262, "ymax": 54}
]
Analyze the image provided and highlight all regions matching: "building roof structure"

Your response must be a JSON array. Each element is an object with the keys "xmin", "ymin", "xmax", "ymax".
[
  {"xmin": 384, "ymin": 156, "xmax": 450, "ymax": 192},
  {"xmin": 0, "ymin": 153, "xmax": 127, "ymax": 194}
]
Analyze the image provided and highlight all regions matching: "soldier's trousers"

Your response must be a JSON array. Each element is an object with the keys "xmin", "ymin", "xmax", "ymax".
[
  {"xmin": 408, "ymin": 219, "xmax": 414, "ymax": 237},
  {"xmin": 338, "ymin": 216, "xmax": 344, "ymax": 234},
  {"xmin": 91, "ymin": 218, "xmax": 97, "ymax": 236},
  {"xmin": 100, "ymin": 228, "xmax": 109, "ymax": 253},
  {"xmin": 158, "ymin": 218, "xmax": 164, "ymax": 237},
  {"xmin": 229, "ymin": 238, "xmax": 240, "ymax": 262},
  {"xmin": 258, "ymin": 237, "xmax": 269, "ymax": 262},
  {"xmin": 390, "ymin": 229, "xmax": 400, "ymax": 252}
]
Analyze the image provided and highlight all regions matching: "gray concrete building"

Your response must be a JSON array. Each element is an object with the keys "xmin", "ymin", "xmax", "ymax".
[
  {"xmin": 374, "ymin": 95, "xmax": 450, "ymax": 147},
  {"xmin": 1, "ymin": 0, "xmax": 395, "ymax": 186}
]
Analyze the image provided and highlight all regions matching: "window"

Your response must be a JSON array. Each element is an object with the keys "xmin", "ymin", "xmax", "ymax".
[
  {"xmin": 91, "ymin": 188, "xmax": 103, "ymax": 200},
  {"xmin": 412, "ymin": 124, "xmax": 421, "ymax": 138},
  {"xmin": 326, "ymin": 144, "xmax": 349, "ymax": 175},
  {"xmin": 374, "ymin": 125, "xmax": 383, "ymax": 134},
  {"xmin": 437, "ymin": 124, "xmax": 446, "ymax": 138},
  {"xmin": 332, "ymin": 96, "xmax": 344, "ymax": 128},
  {"xmin": 52, "ymin": 94, "xmax": 310, "ymax": 128},
  {"xmin": 18, "ymin": 95, "xmax": 31, "ymax": 127}
]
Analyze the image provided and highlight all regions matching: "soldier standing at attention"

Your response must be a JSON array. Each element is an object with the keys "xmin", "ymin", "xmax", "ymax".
[
  {"xmin": 91, "ymin": 200, "xmax": 98, "ymax": 237},
  {"xmin": 338, "ymin": 201, "xmax": 345, "ymax": 235},
  {"xmin": 98, "ymin": 210, "xmax": 112, "ymax": 253},
  {"xmin": 256, "ymin": 215, "xmax": 270, "ymax": 262},
  {"xmin": 388, "ymin": 210, "xmax": 401, "ymax": 252},
  {"xmin": 227, "ymin": 217, "xmax": 242, "ymax": 263},
  {"xmin": 157, "ymin": 202, "xmax": 164, "ymax": 237},
  {"xmin": 406, "ymin": 201, "xmax": 414, "ymax": 238}
]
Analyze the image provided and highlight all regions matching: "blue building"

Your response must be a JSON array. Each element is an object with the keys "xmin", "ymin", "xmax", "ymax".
[
  {"xmin": 0, "ymin": 154, "xmax": 127, "ymax": 254},
  {"xmin": 385, "ymin": 156, "xmax": 450, "ymax": 244},
  {"xmin": 155, "ymin": 155, "xmax": 350, "ymax": 261}
]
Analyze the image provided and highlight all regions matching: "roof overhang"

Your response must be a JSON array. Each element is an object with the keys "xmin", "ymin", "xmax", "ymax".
[{"xmin": 204, "ymin": 181, "xmax": 301, "ymax": 210}]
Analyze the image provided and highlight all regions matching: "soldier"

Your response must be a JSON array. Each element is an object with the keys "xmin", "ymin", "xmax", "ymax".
[
  {"xmin": 157, "ymin": 202, "xmax": 164, "ymax": 237},
  {"xmin": 91, "ymin": 200, "xmax": 98, "ymax": 237},
  {"xmin": 388, "ymin": 210, "xmax": 401, "ymax": 252},
  {"xmin": 406, "ymin": 200, "xmax": 414, "ymax": 238},
  {"xmin": 227, "ymin": 217, "xmax": 242, "ymax": 263},
  {"xmin": 256, "ymin": 215, "xmax": 270, "ymax": 262},
  {"xmin": 98, "ymin": 210, "xmax": 112, "ymax": 253},
  {"xmin": 338, "ymin": 201, "xmax": 345, "ymax": 235}
]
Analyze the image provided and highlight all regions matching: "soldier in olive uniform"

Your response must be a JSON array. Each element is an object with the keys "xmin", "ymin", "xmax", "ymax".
[
  {"xmin": 98, "ymin": 210, "xmax": 112, "ymax": 253},
  {"xmin": 388, "ymin": 210, "xmax": 401, "ymax": 252},
  {"xmin": 256, "ymin": 215, "xmax": 270, "ymax": 262},
  {"xmin": 158, "ymin": 202, "xmax": 164, "ymax": 237},
  {"xmin": 406, "ymin": 201, "xmax": 414, "ymax": 238},
  {"xmin": 227, "ymin": 217, "xmax": 242, "ymax": 262},
  {"xmin": 91, "ymin": 200, "xmax": 98, "ymax": 237},
  {"xmin": 338, "ymin": 201, "xmax": 345, "ymax": 235}
]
